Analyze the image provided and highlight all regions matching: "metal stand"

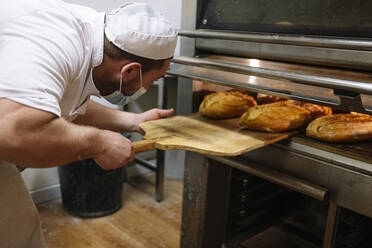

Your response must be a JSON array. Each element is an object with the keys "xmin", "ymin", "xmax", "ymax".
[
  {"xmin": 181, "ymin": 152, "xmax": 231, "ymax": 248},
  {"xmin": 133, "ymin": 153, "xmax": 164, "ymax": 202},
  {"xmin": 322, "ymin": 198, "xmax": 340, "ymax": 248},
  {"xmin": 155, "ymin": 150, "xmax": 165, "ymax": 202},
  {"xmin": 180, "ymin": 153, "xmax": 346, "ymax": 248}
]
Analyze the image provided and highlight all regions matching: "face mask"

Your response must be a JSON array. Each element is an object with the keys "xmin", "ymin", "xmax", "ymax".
[{"xmin": 103, "ymin": 67, "xmax": 146, "ymax": 105}]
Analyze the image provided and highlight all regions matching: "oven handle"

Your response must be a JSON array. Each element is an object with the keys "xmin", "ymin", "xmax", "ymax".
[
  {"xmin": 179, "ymin": 29, "xmax": 372, "ymax": 51},
  {"xmin": 172, "ymin": 56, "xmax": 372, "ymax": 96},
  {"xmin": 208, "ymin": 156, "xmax": 329, "ymax": 202}
]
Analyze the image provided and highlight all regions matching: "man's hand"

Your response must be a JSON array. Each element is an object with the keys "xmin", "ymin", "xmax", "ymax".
[
  {"xmin": 92, "ymin": 108, "xmax": 173, "ymax": 170},
  {"xmin": 94, "ymin": 130, "xmax": 135, "ymax": 170},
  {"xmin": 134, "ymin": 108, "xmax": 174, "ymax": 134}
]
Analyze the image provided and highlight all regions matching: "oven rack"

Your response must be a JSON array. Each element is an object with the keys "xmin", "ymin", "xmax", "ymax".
[
  {"xmin": 168, "ymin": 55, "xmax": 372, "ymax": 114},
  {"xmin": 168, "ymin": 30, "xmax": 372, "ymax": 114}
]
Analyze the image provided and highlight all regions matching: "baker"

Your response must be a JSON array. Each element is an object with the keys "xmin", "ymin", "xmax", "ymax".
[{"xmin": 0, "ymin": 1, "xmax": 177, "ymax": 247}]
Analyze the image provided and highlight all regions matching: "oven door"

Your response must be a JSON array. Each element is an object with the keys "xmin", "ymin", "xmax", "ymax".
[
  {"xmin": 177, "ymin": 0, "xmax": 372, "ymax": 71},
  {"xmin": 197, "ymin": 0, "xmax": 372, "ymax": 38}
]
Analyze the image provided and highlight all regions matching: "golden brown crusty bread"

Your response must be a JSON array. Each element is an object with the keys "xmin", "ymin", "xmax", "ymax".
[
  {"xmin": 306, "ymin": 113, "xmax": 372, "ymax": 143},
  {"xmin": 199, "ymin": 91, "xmax": 257, "ymax": 118},
  {"xmin": 240, "ymin": 101, "xmax": 312, "ymax": 132},
  {"xmin": 286, "ymin": 100, "xmax": 333, "ymax": 119},
  {"xmin": 256, "ymin": 93, "xmax": 286, "ymax": 105}
]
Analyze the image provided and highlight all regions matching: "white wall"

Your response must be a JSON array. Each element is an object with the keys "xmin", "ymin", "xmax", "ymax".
[
  {"xmin": 66, "ymin": 0, "xmax": 182, "ymax": 29},
  {"xmin": 22, "ymin": 0, "xmax": 183, "ymax": 197}
]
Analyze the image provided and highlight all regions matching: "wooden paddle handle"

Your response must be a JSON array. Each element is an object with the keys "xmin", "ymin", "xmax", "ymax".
[{"xmin": 133, "ymin": 139, "xmax": 157, "ymax": 153}]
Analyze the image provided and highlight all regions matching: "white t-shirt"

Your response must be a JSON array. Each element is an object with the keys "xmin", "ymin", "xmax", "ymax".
[{"xmin": 0, "ymin": 0, "xmax": 103, "ymax": 121}]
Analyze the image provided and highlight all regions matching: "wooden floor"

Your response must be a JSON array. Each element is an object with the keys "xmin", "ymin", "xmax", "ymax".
[{"xmin": 37, "ymin": 173, "xmax": 183, "ymax": 248}]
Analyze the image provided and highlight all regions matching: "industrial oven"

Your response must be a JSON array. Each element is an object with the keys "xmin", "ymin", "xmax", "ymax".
[{"xmin": 166, "ymin": 0, "xmax": 372, "ymax": 247}]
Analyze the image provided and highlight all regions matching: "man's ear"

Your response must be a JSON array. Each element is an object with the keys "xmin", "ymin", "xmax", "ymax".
[{"xmin": 121, "ymin": 62, "xmax": 142, "ymax": 81}]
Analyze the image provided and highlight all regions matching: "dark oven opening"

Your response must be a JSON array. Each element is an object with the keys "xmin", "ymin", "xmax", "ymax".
[
  {"xmin": 224, "ymin": 167, "xmax": 372, "ymax": 248},
  {"xmin": 197, "ymin": 0, "xmax": 372, "ymax": 38}
]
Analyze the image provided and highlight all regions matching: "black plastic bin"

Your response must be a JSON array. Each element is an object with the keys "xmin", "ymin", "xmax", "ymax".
[{"xmin": 58, "ymin": 159, "xmax": 124, "ymax": 218}]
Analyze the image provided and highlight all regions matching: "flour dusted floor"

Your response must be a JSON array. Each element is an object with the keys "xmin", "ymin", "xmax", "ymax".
[{"xmin": 37, "ymin": 173, "xmax": 183, "ymax": 248}]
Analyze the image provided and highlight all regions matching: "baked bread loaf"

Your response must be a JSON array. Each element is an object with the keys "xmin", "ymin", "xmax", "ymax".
[
  {"xmin": 256, "ymin": 95, "xmax": 332, "ymax": 119},
  {"xmin": 199, "ymin": 91, "xmax": 257, "ymax": 118},
  {"xmin": 256, "ymin": 93, "xmax": 286, "ymax": 105},
  {"xmin": 286, "ymin": 100, "xmax": 332, "ymax": 119},
  {"xmin": 306, "ymin": 113, "xmax": 372, "ymax": 143},
  {"xmin": 240, "ymin": 101, "xmax": 312, "ymax": 132}
]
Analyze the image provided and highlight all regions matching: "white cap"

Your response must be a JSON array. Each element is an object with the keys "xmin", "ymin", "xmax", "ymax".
[{"xmin": 104, "ymin": 3, "xmax": 178, "ymax": 60}]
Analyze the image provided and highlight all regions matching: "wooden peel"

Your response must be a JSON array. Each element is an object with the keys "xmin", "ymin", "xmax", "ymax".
[
  {"xmin": 131, "ymin": 113, "xmax": 301, "ymax": 156},
  {"xmin": 133, "ymin": 139, "xmax": 157, "ymax": 153},
  {"xmin": 133, "ymin": 136, "xmax": 173, "ymax": 153}
]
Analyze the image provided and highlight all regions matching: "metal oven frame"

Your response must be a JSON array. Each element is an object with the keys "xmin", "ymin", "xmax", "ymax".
[
  {"xmin": 167, "ymin": 1, "xmax": 372, "ymax": 247},
  {"xmin": 180, "ymin": 146, "xmax": 372, "ymax": 248}
]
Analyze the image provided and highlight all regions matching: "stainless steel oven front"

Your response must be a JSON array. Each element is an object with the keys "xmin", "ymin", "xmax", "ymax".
[{"xmin": 167, "ymin": 1, "xmax": 372, "ymax": 247}]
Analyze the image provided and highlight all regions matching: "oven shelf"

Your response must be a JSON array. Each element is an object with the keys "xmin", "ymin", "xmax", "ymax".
[{"xmin": 168, "ymin": 55, "xmax": 372, "ymax": 114}]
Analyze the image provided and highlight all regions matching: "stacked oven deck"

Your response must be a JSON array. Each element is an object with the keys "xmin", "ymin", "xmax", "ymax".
[
  {"xmin": 171, "ymin": 56, "xmax": 372, "ymax": 247},
  {"xmin": 173, "ymin": 58, "xmax": 372, "ymax": 248},
  {"xmin": 179, "ymin": 132, "xmax": 372, "ymax": 248},
  {"xmin": 213, "ymin": 137, "xmax": 372, "ymax": 248},
  {"xmin": 173, "ymin": 2, "xmax": 372, "ymax": 246},
  {"xmin": 174, "ymin": 81, "xmax": 372, "ymax": 247},
  {"xmin": 226, "ymin": 167, "xmax": 372, "ymax": 248}
]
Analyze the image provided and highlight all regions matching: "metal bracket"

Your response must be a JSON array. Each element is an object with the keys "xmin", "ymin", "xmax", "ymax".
[{"xmin": 334, "ymin": 89, "xmax": 367, "ymax": 113}]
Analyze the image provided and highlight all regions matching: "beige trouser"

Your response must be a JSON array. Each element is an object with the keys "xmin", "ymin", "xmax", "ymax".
[{"xmin": 0, "ymin": 161, "xmax": 45, "ymax": 248}]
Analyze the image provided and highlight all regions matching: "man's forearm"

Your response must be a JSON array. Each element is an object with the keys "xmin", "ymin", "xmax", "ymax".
[
  {"xmin": 73, "ymin": 101, "xmax": 140, "ymax": 132},
  {"xmin": 0, "ymin": 102, "xmax": 107, "ymax": 168}
]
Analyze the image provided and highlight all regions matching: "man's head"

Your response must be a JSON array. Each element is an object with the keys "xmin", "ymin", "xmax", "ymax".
[{"xmin": 92, "ymin": 3, "xmax": 177, "ymax": 101}]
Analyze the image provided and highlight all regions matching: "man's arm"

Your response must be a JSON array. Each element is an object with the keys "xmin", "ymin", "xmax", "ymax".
[
  {"xmin": 73, "ymin": 101, "xmax": 174, "ymax": 134},
  {"xmin": 0, "ymin": 99, "xmax": 134, "ymax": 170}
]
